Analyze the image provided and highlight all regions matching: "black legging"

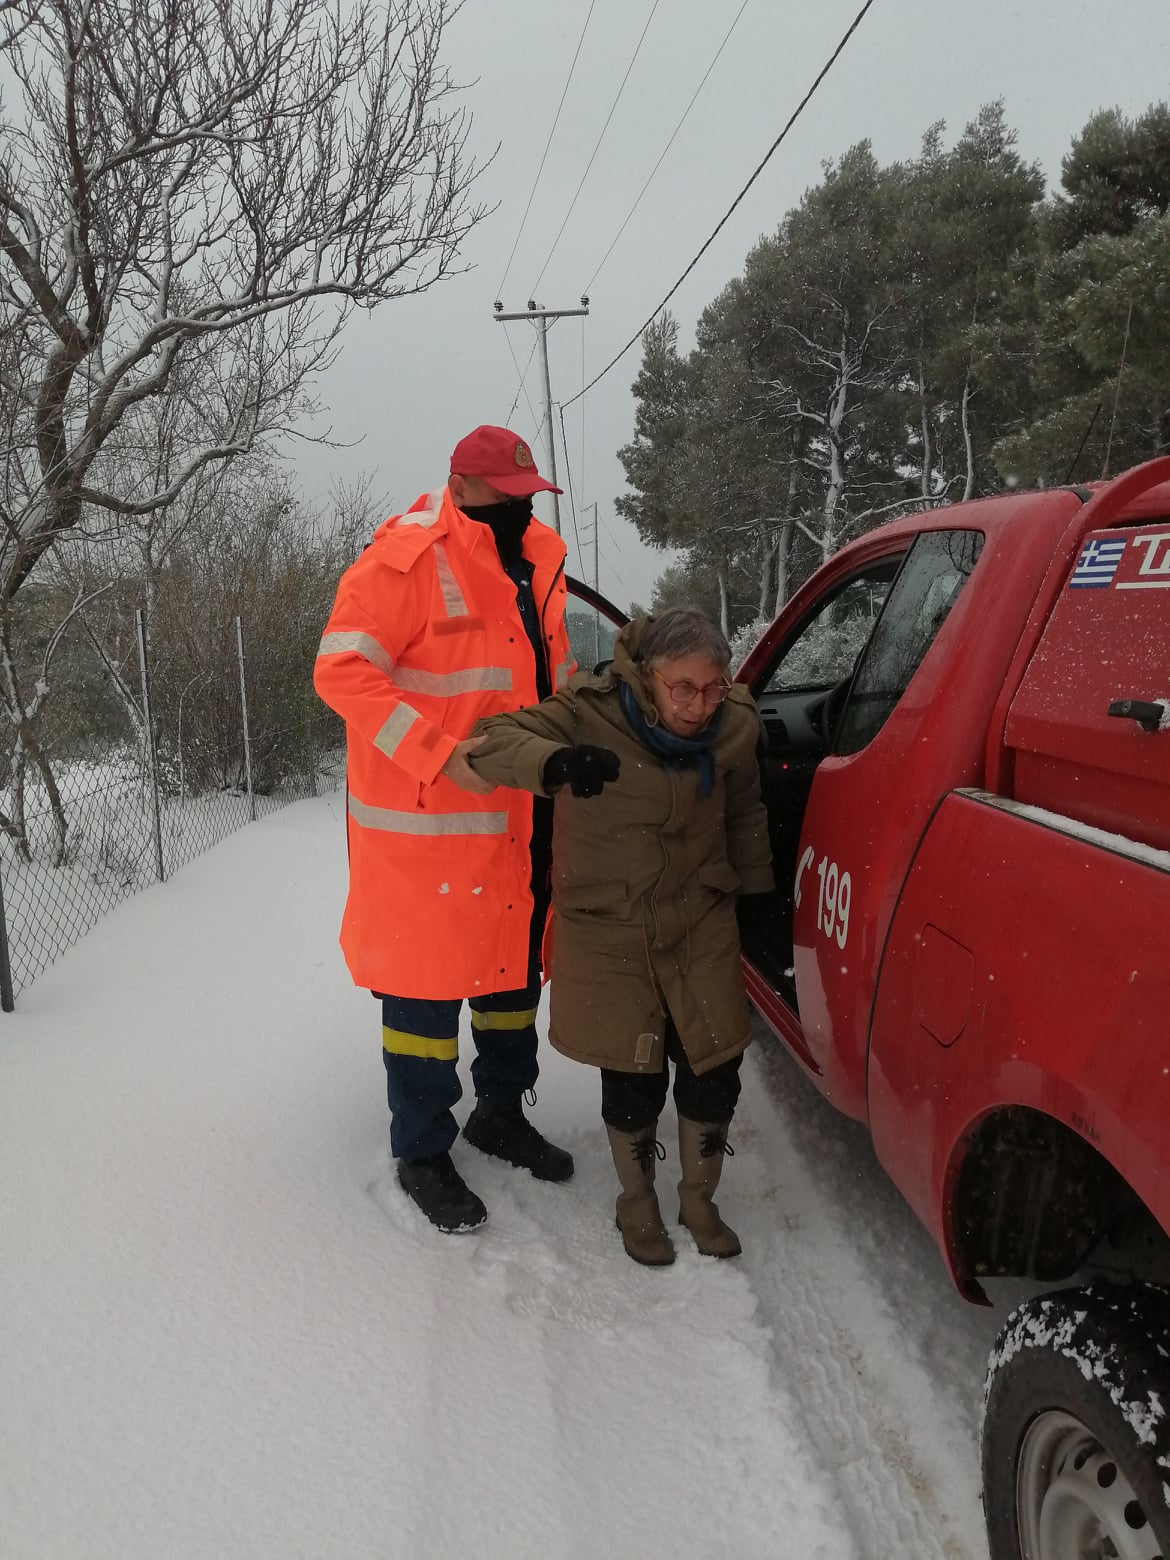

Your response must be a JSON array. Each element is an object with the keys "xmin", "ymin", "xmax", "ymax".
[{"xmin": 600, "ymin": 1018, "xmax": 743, "ymax": 1133}]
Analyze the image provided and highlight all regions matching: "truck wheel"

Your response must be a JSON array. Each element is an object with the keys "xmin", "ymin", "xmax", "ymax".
[{"xmin": 982, "ymin": 1284, "xmax": 1170, "ymax": 1560}]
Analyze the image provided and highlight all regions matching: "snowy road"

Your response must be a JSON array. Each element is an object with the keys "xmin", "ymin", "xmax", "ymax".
[{"xmin": 0, "ymin": 796, "xmax": 1015, "ymax": 1558}]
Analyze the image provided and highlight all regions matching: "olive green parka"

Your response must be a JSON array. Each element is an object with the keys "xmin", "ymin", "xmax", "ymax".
[{"xmin": 470, "ymin": 617, "xmax": 774, "ymax": 1077}]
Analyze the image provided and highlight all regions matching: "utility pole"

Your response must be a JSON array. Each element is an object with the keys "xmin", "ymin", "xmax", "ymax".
[
  {"xmin": 493, "ymin": 298, "xmax": 589, "ymax": 536},
  {"xmin": 591, "ymin": 502, "xmax": 600, "ymax": 667}
]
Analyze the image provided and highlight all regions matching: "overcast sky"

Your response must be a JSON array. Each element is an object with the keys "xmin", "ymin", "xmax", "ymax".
[{"xmin": 294, "ymin": 0, "xmax": 1170, "ymax": 609}]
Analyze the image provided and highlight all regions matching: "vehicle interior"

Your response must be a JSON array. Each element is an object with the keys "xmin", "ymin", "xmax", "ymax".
[{"xmin": 739, "ymin": 558, "xmax": 905, "ymax": 1007}]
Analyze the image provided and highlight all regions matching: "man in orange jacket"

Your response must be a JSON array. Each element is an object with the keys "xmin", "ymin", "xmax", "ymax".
[{"xmin": 315, "ymin": 426, "xmax": 576, "ymax": 1232}]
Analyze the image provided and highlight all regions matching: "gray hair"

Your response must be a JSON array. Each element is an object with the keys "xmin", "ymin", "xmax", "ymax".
[{"xmin": 638, "ymin": 606, "xmax": 730, "ymax": 669}]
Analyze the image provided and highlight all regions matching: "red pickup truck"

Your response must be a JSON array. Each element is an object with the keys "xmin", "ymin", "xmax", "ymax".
[{"xmin": 730, "ymin": 457, "xmax": 1170, "ymax": 1560}]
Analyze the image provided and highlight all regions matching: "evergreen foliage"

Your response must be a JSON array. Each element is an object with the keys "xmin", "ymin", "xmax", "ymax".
[{"xmin": 619, "ymin": 101, "xmax": 1170, "ymax": 633}]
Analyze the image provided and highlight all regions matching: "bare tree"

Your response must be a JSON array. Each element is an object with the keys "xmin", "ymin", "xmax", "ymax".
[
  {"xmin": 0, "ymin": 1, "xmax": 40, "ymax": 44},
  {"xmin": 0, "ymin": 577, "xmax": 112, "ymax": 862},
  {"xmin": 0, "ymin": 0, "xmax": 482, "ymax": 603},
  {"xmin": 763, "ymin": 300, "xmax": 902, "ymax": 571}
]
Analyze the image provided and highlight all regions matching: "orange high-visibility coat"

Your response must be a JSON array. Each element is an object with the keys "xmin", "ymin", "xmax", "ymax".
[{"xmin": 314, "ymin": 487, "xmax": 573, "ymax": 999}]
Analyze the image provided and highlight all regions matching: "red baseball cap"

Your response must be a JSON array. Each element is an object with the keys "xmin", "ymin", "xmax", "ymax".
[{"xmin": 449, "ymin": 425, "xmax": 563, "ymax": 496}]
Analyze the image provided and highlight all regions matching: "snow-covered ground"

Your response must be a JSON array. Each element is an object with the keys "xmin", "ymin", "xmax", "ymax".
[{"xmin": 1, "ymin": 795, "xmax": 1024, "ymax": 1559}]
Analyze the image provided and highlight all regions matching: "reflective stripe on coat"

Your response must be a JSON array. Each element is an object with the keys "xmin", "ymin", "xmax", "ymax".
[{"xmin": 314, "ymin": 487, "xmax": 572, "ymax": 998}]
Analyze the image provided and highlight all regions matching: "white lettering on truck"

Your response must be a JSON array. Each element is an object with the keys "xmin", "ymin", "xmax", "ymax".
[
  {"xmin": 1119, "ymin": 531, "xmax": 1170, "ymax": 589},
  {"xmin": 794, "ymin": 844, "xmax": 852, "ymax": 950}
]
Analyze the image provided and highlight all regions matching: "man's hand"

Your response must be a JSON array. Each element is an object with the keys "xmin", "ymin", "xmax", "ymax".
[
  {"xmin": 440, "ymin": 737, "xmax": 496, "ymax": 794},
  {"xmin": 542, "ymin": 745, "xmax": 621, "ymax": 799}
]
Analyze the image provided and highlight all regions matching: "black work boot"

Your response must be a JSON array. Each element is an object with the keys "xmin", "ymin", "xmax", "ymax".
[
  {"xmin": 462, "ymin": 1100, "xmax": 574, "ymax": 1182},
  {"xmin": 396, "ymin": 1152, "xmax": 487, "ymax": 1233}
]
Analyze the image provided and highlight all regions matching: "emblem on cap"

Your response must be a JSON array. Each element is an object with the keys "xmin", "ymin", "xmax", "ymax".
[{"xmin": 514, "ymin": 441, "xmax": 534, "ymax": 469}]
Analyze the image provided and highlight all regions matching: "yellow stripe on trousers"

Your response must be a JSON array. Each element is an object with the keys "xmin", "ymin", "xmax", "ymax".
[
  {"xmin": 382, "ymin": 1027, "xmax": 460, "ymax": 1060},
  {"xmin": 470, "ymin": 1007, "xmax": 539, "ymax": 1032}
]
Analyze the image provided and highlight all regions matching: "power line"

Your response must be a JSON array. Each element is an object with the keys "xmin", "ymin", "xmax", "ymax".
[
  {"xmin": 560, "ymin": 399, "xmax": 643, "ymax": 584},
  {"xmin": 556, "ymin": 401, "xmax": 645, "ymax": 585},
  {"xmin": 529, "ymin": 0, "xmax": 662, "ymax": 297},
  {"xmin": 495, "ymin": 0, "xmax": 598, "ymax": 301},
  {"xmin": 506, "ymin": 330, "xmax": 541, "ymax": 424},
  {"xmin": 555, "ymin": 403, "xmax": 586, "ymax": 577},
  {"xmin": 597, "ymin": 507, "xmax": 639, "ymax": 573},
  {"xmin": 583, "ymin": 0, "xmax": 752, "ymax": 296},
  {"xmin": 503, "ymin": 328, "xmax": 544, "ymax": 436},
  {"xmin": 557, "ymin": 404, "xmax": 584, "ymax": 575},
  {"xmin": 597, "ymin": 543, "xmax": 621, "ymax": 583},
  {"xmin": 501, "ymin": 325, "xmax": 544, "ymax": 438},
  {"xmin": 562, "ymin": 0, "xmax": 879, "ymax": 413},
  {"xmin": 578, "ymin": 314, "xmax": 586, "ymax": 533}
]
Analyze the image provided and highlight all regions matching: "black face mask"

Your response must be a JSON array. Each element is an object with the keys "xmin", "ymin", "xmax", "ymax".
[{"xmin": 461, "ymin": 496, "xmax": 533, "ymax": 567}]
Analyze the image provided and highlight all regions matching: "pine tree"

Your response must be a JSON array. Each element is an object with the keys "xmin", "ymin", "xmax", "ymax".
[
  {"xmin": 896, "ymin": 104, "xmax": 1044, "ymax": 500},
  {"xmin": 991, "ymin": 104, "xmax": 1170, "ymax": 485}
]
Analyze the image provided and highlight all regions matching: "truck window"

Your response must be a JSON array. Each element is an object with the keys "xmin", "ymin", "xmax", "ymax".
[
  {"xmin": 834, "ymin": 529, "xmax": 983, "ymax": 756},
  {"xmin": 763, "ymin": 568, "xmax": 899, "ymax": 694}
]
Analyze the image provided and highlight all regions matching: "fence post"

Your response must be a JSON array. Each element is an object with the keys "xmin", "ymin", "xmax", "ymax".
[
  {"xmin": 0, "ymin": 858, "xmax": 15, "ymax": 1012},
  {"xmin": 236, "ymin": 616, "xmax": 256, "ymax": 822},
  {"xmin": 136, "ymin": 607, "xmax": 166, "ymax": 883}
]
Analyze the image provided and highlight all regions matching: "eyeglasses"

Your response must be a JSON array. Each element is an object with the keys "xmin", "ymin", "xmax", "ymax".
[{"xmin": 651, "ymin": 668, "xmax": 732, "ymax": 707}]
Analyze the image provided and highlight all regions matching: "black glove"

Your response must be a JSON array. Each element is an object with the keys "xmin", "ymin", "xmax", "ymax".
[{"xmin": 542, "ymin": 744, "xmax": 620, "ymax": 799}]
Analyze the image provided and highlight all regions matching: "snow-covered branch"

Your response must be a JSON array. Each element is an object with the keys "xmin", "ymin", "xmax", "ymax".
[{"xmin": 0, "ymin": 0, "xmax": 485, "ymax": 598}]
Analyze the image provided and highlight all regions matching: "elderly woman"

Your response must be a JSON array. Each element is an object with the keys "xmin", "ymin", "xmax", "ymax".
[{"xmin": 450, "ymin": 606, "xmax": 773, "ymax": 1266}]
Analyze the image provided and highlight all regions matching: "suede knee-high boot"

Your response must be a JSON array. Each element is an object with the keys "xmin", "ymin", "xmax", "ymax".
[
  {"xmin": 605, "ymin": 1124, "xmax": 675, "ymax": 1267},
  {"xmin": 677, "ymin": 1117, "xmax": 741, "ymax": 1258}
]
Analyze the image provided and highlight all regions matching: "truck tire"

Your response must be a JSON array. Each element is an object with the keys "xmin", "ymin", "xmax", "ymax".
[{"xmin": 982, "ymin": 1284, "xmax": 1170, "ymax": 1560}]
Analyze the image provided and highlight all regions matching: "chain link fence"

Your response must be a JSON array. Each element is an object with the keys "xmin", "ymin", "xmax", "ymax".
[
  {"xmin": 0, "ymin": 609, "xmax": 342, "ymax": 1007},
  {"xmin": 0, "ymin": 592, "xmax": 630, "ymax": 1008}
]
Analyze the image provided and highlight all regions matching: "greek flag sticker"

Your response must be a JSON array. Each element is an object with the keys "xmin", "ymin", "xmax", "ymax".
[{"xmin": 1069, "ymin": 536, "xmax": 1126, "ymax": 588}]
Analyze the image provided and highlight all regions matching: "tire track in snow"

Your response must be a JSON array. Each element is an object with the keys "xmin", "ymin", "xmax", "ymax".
[
  {"xmin": 372, "ymin": 1134, "xmax": 861, "ymax": 1558},
  {"xmin": 366, "ymin": 1157, "xmax": 599, "ymax": 1558},
  {"xmin": 733, "ymin": 1033, "xmax": 992, "ymax": 1560},
  {"xmin": 490, "ymin": 1170, "xmax": 859, "ymax": 1558},
  {"xmin": 363, "ymin": 1017, "xmax": 995, "ymax": 1558},
  {"xmin": 747, "ymin": 1227, "xmax": 966, "ymax": 1558}
]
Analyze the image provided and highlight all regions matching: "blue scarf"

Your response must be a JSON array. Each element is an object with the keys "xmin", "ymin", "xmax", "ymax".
[{"xmin": 619, "ymin": 680, "xmax": 724, "ymax": 798}]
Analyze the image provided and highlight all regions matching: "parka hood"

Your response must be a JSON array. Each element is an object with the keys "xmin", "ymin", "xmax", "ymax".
[
  {"xmin": 610, "ymin": 615, "xmax": 658, "ymax": 720},
  {"xmin": 610, "ymin": 614, "xmax": 741, "ymax": 729},
  {"xmin": 369, "ymin": 488, "xmax": 566, "ymax": 576}
]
